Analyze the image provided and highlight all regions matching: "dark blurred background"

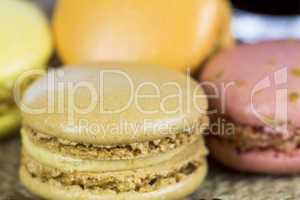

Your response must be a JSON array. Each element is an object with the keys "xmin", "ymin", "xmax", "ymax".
[
  {"xmin": 231, "ymin": 0, "xmax": 300, "ymax": 42},
  {"xmin": 232, "ymin": 0, "xmax": 300, "ymax": 15}
]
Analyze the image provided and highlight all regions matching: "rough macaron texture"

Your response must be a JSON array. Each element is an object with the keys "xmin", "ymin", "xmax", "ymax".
[
  {"xmin": 201, "ymin": 40, "xmax": 300, "ymax": 174},
  {"xmin": 20, "ymin": 65, "xmax": 209, "ymax": 199}
]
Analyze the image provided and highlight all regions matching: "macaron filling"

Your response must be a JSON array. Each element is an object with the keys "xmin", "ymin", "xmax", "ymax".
[
  {"xmin": 21, "ymin": 138, "xmax": 206, "ymax": 193},
  {"xmin": 210, "ymin": 117, "xmax": 300, "ymax": 153},
  {"xmin": 22, "ymin": 130, "xmax": 208, "ymax": 172},
  {"xmin": 22, "ymin": 154, "xmax": 204, "ymax": 193},
  {"xmin": 23, "ymin": 126, "xmax": 201, "ymax": 160}
]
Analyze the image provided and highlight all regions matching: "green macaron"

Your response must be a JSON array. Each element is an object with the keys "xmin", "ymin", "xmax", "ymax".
[{"xmin": 20, "ymin": 65, "xmax": 209, "ymax": 200}]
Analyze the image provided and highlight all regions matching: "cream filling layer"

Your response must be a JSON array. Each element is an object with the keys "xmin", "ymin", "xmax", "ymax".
[
  {"xmin": 20, "ymin": 160, "xmax": 207, "ymax": 200},
  {"xmin": 22, "ymin": 132, "xmax": 207, "ymax": 172},
  {"xmin": 24, "ymin": 126, "xmax": 204, "ymax": 160}
]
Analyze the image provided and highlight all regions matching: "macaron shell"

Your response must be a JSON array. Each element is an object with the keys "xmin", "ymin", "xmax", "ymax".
[
  {"xmin": 0, "ymin": 107, "xmax": 21, "ymax": 138},
  {"xmin": 219, "ymin": 28, "xmax": 234, "ymax": 50},
  {"xmin": 0, "ymin": 89, "xmax": 12, "ymax": 102},
  {"xmin": 0, "ymin": 103, "xmax": 9, "ymax": 114},
  {"xmin": 0, "ymin": 0, "xmax": 52, "ymax": 93},
  {"xmin": 208, "ymin": 137, "xmax": 300, "ymax": 174},
  {"xmin": 53, "ymin": 0, "xmax": 230, "ymax": 71},
  {"xmin": 202, "ymin": 40, "xmax": 300, "ymax": 127},
  {"xmin": 21, "ymin": 66, "xmax": 208, "ymax": 145},
  {"xmin": 218, "ymin": 0, "xmax": 234, "ymax": 48}
]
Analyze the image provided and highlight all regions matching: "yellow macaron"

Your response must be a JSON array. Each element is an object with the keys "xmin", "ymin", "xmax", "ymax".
[
  {"xmin": 0, "ymin": 0, "xmax": 52, "ymax": 138},
  {"xmin": 53, "ymin": 0, "xmax": 233, "ymax": 72}
]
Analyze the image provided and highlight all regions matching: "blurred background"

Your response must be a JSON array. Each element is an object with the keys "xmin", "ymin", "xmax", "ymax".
[{"xmin": 231, "ymin": 0, "xmax": 300, "ymax": 42}]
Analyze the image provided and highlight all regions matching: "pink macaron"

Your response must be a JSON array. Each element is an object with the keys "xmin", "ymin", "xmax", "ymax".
[{"xmin": 201, "ymin": 40, "xmax": 300, "ymax": 174}]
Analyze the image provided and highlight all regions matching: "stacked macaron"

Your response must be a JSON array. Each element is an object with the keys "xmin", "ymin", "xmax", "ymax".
[
  {"xmin": 0, "ymin": 0, "xmax": 52, "ymax": 138},
  {"xmin": 201, "ymin": 40, "xmax": 300, "ymax": 174},
  {"xmin": 20, "ymin": 65, "xmax": 209, "ymax": 199}
]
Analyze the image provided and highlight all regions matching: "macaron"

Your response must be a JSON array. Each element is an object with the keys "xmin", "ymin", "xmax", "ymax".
[
  {"xmin": 218, "ymin": 0, "xmax": 234, "ymax": 49},
  {"xmin": 53, "ymin": 0, "xmax": 233, "ymax": 72},
  {"xmin": 0, "ymin": 0, "xmax": 52, "ymax": 138},
  {"xmin": 201, "ymin": 40, "xmax": 300, "ymax": 174},
  {"xmin": 20, "ymin": 65, "xmax": 209, "ymax": 199}
]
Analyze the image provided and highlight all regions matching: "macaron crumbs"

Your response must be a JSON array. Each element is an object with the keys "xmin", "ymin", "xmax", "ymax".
[
  {"xmin": 290, "ymin": 68, "xmax": 300, "ymax": 77},
  {"xmin": 20, "ymin": 65, "xmax": 209, "ymax": 199}
]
